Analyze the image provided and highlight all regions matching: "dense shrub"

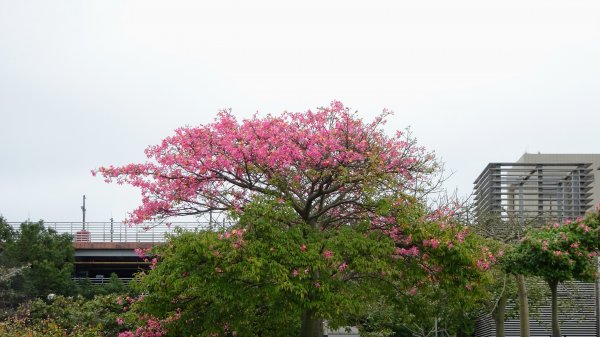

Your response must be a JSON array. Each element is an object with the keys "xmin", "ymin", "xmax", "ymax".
[{"xmin": 0, "ymin": 294, "xmax": 123, "ymax": 337}]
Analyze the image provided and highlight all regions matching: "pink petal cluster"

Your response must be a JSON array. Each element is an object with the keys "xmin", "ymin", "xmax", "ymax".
[
  {"xmin": 394, "ymin": 246, "xmax": 419, "ymax": 257},
  {"xmin": 476, "ymin": 246, "xmax": 496, "ymax": 271},
  {"xmin": 94, "ymin": 101, "xmax": 434, "ymax": 227},
  {"xmin": 455, "ymin": 229, "xmax": 468, "ymax": 243},
  {"xmin": 150, "ymin": 257, "xmax": 158, "ymax": 270},
  {"xmin": 118, "ymin": 311, "xmax": 181, "ymax": 337},
  {"xmin": 423, "ymin": 239, "xmax": 440, "ymax": 249},
  {"xmin": 134, "ymin": 248, "xmax": 151, "ymax": 259}
]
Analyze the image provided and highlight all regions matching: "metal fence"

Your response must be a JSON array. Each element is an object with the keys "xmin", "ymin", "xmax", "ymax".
[
  {"xmin": 7, "ymin": 220, "xmax": 232, "ymax": 243},
  {"xmin": 73, "ymin": 277, "xmax": 134, "ymax": 285}
]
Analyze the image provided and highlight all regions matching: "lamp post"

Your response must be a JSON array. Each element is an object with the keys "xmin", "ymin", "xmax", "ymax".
[
  {"xmin": 76, "ymin": 195, "xmax": 90, "ymax": 242},
  {"xmin": 81, "ymin": 195, "xmax": 86, "ymax": 230}
]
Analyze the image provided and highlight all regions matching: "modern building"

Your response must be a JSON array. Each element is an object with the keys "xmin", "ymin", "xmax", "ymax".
[
  {"xmin": 474, "ymin": 154, "xmax": 600, "ymax": 224},
  {"xmin": 473, "ymin": 153, "xmax": 600, "ymax": 337}
]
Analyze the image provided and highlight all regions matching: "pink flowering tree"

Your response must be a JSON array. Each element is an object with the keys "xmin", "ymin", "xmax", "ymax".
[
  {"xmin": 504, "ymin": 209, "xmax": 600, "ymax": 337},
  {"xmin": 96, "ymin": 102, "xmax": 491, "ymax": 337},
  {"xmin": 94, "ymin": 101, "xmax": 435, "ymax": 225}
]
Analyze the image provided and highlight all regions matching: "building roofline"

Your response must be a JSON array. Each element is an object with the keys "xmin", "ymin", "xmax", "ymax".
[{"xmin": 473, "ymin": 162, "xmax": 592, "ymax": 185}]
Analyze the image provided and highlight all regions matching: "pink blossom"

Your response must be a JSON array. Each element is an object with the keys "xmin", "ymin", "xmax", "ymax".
[
  {"xmin": 423, "ymin": 239, "xmax": 440, "ymax": 249},
  {"xmin": 476, "ymin": 260, "xmax": 491, "ymax": 271},
  {"xmin": 395, "ymin": 246, "xmax": 419, "ymax": 257},
  {"xmin": 134, "ymin": 248, "xmax": 151, "ymax": 259},
  {"xmin": 455, "ymin": 229, "xmax": 468, "ymax": 243},
  {"xmin": 339, "ymin": 261, "xmax": 348, "ymax": 271},
  {"xmin": 94, "ymin": 101, "xmax": 436, "ymax": 230},
  {"xmin": 117, "ymin": 317, "xmax": 124, "ymax": 325},
  {"xmin": 323, "ymin": 250, "xmax": 334, "ymax": 259},
  {"xmin": 292, "ymin": 269, "xmax": 299, "ymax": 277},
  {"xmin": 542, "ymin": 240, "xmax": 549, "ymax": 251}
]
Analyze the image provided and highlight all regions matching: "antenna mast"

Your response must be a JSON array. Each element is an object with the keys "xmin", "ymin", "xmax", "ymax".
[{"xmin": 81, "ymin": 195, "xmax": 86, "ymax": 230}]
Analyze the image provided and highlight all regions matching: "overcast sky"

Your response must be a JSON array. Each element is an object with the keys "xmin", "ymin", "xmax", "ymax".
[{"xmin": 1, "ymin": 0, "xmax": 599, "ymax": 223}]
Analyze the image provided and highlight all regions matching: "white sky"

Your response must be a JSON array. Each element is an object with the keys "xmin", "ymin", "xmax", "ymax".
[{"xmin": 1, "ymin": 0, "xmax": 599, "ymax": 222}]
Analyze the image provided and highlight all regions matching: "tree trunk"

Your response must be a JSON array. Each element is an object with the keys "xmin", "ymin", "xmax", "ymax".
[
  {"xmin": 300, "ymin": 309, "xmax": 323, "ymax": 337},
  {"xmin": 548, "ymin": 279, "xmax": 561, "ymax": 337},
  {"xmin": 515, "ymin": 274, "xmax": 531, "ymax": 337},
  {"xmin": 493, "ymin": 293, "xmax": 508, "ymax": 337}
]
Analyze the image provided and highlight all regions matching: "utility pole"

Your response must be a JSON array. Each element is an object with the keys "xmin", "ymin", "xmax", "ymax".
[{"xmin": 81, "ymin": 195, "xmax": 86, "ymax": 230}]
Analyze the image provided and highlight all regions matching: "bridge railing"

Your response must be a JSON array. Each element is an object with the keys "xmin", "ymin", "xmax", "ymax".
[
  {"xmin": 7, "ymin": 220, "xmax": 232, "ymax": 243},
  {"xmin": 73, "ymin": 277, "xmax": 134, "ymax": 285}
]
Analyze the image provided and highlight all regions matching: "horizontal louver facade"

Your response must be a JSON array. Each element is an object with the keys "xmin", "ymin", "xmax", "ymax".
[{"xmin": 474, "ymin": 282, "xmax": 598, "ymax": 337}]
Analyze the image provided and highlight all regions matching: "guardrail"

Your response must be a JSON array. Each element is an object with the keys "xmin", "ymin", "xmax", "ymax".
[
  {"xmin": 7, "ymin": 220, "xmax": 232, "ymax": 243},
  {"xmin": 73, "ymin": 277, "xmax": 133, "ymax": 285}
]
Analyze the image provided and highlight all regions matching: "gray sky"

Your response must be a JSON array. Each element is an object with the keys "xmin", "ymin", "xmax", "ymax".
[{"xmin": 1, "ymin": 0, "xmax": 599, "ymax": 222}]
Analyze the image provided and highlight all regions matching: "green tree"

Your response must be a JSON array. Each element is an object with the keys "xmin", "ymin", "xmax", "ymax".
[
  {"xmin": 505, "ymin": 209, "xmax": 600, "ymax": 337},
  {"xmin": 0, "ymin": 219, "xmax": 75, "ymax": 309},
  {"xmin": 120, "ymin": 197, "xmax": 492, "ymax": 337}
]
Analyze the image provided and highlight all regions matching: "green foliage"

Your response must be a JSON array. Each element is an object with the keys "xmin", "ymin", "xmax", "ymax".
[
  {"xmin": 0, "ymin": 217, "xmax": 14, "ymax": 247},
  {"xmin": 121, "ymin": 197, "xmax": 493, "ymax": 336},
  {"xmin": 0, "ymin": 317, "xmax": 78, "ymax": 337},
  {"xmin": 128, "ymin": 199, "xmax": 392, "ymax": 336},
  {"xmin": 76, "ymin": 273, "xmax": 129, "ymax": 299},
  {"xmin": 28, "ymin": 294, "xmax": 122, "ymax": 335},
  {"xmin": 504, "ymin": 212, "xmax": 600, "ymax": 283},
  {"xmin": 357, "ymin": 224, "xmax": 494, "ymax": 336},
  {"xmin": 0, "ymin": 265, "xmax": 29, "ymax": 318},
  {"xmin": 503, "ymin": 209, "xmax": 600, "ymax": 337},
  {"xmin": 0, "ymin": 219, "xmax": 75, "ymax": 304},
  {"xmin": 0, "ymin": 294, "xmax": 123, "ymax": 337}
]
